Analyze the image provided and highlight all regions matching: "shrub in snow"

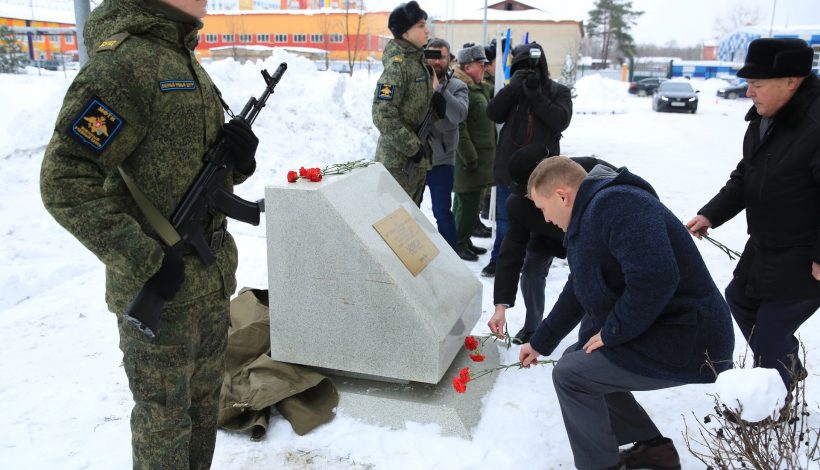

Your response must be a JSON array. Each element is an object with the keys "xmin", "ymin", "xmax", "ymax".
[{"xmin": 683, "ymin": 348, "xmax": 820, "ymax": 469}]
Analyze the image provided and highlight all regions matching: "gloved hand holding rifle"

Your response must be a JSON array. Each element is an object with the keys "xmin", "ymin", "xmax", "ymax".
[{"xmin": 123, "ymin": 62, "xmax": 288, "ymax": 338}]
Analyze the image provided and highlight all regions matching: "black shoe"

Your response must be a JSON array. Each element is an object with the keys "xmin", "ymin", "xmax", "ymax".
[
  {"xmin": 456, "ymin": 247, "xmax": 479, "ymax": 261},
  {"xmin": 468, "ymin": 243, "xmax": 487, "ymax": 255},
  {"xmin": 472, "ymin": 225, "xmax": 492, "ymax": 238},
  {"xmin": 512, "ymin": 329, "xmax": 533, "ymax": 345},
  {"xmin": 481, "ymin": 261, "xmax": 496, "ymax": 277}
]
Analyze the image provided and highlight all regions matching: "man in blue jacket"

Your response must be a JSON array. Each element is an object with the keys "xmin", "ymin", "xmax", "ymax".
[{"xmin": 520, "ymin": 157, "xmax": 734, "ymax": 470}]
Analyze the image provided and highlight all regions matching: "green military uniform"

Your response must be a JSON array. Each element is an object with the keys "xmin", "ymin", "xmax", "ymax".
[
  {"xmin": 453, "ymin": 67, "xmax": 496, "ymax": 251},
  {"xmin": 39, "ymin": 0, "xmax": 247, "ymax": 467},
  {"xmin": 372, "ymin": 38, "xmax": 433, "ymax": 205}
]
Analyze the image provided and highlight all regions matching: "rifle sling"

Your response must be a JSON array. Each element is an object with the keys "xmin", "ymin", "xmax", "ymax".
[{"xmin": 118, "ymin": 166, "xmax": 182, "ymax": 247}]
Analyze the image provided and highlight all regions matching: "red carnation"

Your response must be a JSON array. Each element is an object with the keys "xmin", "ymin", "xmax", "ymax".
[
  {"xmin": 469, "ymin": 353, "xmax": 485, "ymax": 362},
  {"xmin": 459, "ymin": 367, "xmax": 471, "ymax": 383},
  {"xmin": 299, "ymin": 166, "xmax": 308, "ymax": 177},
  {"xmin": 308, "ymin": 170, "xmax": 323, "ymax": 182},
  {"xmin": 452, "ymin": 376, "xmax": 466, "ymax": 393},
  {"xmin": 464, "ymin": 336, "xmax": 479, "ymax": 351},
  {"xmin": 287, "ymin": 170, "xmax": 298, "ymax": 183}
]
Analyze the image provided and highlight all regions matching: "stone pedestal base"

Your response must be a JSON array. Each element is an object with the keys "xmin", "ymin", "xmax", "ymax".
[{"xmin": 328, "ymin": 344, "xmax": 501, "ymax": 439}]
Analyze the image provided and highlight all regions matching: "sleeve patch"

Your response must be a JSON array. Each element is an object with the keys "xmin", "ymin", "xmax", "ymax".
[
  {"xmin": 377, "ymin": 83, "xmax": 396, "ymax": 101},
  {"xmin": 69, "ymin": 98, "xmax": 125, "ymax": 152},
  {"xmin": 159, "ymin": 80, "xmax": 197, "ymax": 91}
]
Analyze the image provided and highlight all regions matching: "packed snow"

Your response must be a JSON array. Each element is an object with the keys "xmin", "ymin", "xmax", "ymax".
[{"xmin": 1, "ymin": 50, "xmax": 819, "ymax": 468}]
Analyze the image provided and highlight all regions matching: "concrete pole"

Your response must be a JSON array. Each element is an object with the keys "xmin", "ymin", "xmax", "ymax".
[
  {"xmin": 482, "ymin": 0, "xmax": 487, "ymax": 45},
  {"xmin": 73, "ymin": 0, "xmax": 91, "ymax": 65}
]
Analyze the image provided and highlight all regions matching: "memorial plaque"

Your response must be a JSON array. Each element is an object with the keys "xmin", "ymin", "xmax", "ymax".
[{"xmin": 372, "ymin": 207, "xmax": 439, "ymax": 276}]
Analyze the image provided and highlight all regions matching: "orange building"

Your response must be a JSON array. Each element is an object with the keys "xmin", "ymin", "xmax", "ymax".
[
  {"xmin": 197, "ymin": 10, "xmax": 390, "ymax": 62},
  {"xmin": 0, "ymin": 3, "xmax": 77, "ymax": 61}
]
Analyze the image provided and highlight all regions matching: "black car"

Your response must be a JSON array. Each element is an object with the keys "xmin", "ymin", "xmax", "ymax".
[
  {"xmin": 628, "ymin": 77, "xmax": 667, "ymax": 96},
  {"xmin": 652, "ymin": 81, "xmax": 699, "ymax": 113},
  {"xmin": 717, "ymin": 81, "xmax": 748, "ymax": 99}
]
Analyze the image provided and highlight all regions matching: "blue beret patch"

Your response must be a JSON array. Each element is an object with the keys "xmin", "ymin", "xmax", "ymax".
[
  {"xmin": 69, "ymin": 98, "xmax": 124, "ymax": 152},
  {"xmin": 377, "ymin": 83, "xmax": 395, "ymax": 101}
]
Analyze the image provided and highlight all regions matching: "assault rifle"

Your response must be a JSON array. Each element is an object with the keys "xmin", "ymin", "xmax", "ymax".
[
  {"xmin": 123, "ymin": 62, "xmax": 288, "ymax": 338},
  {"xmin": 403, "ymin": 67, "xmax": 454, "ymax": 179}
]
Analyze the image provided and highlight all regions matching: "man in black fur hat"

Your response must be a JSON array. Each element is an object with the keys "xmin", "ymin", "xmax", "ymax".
[{"xmin": 687, "ymin": 37, "xmax": 820, "ymax": 391}]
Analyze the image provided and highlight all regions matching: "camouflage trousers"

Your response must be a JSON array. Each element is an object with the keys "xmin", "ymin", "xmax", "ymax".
[
  {"xmin": 385, "ymin": 164, "xmax": 428, "ymax": 206},
  {"xmin": 117, "ymin": 290, "xmax": 230, "ymax": 470}
]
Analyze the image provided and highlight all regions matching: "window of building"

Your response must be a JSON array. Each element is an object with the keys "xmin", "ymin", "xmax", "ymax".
[
  {"xmin": 293, "ymin": 34, "xmax": 307, "ymax": 43},
  {"xmin": 35, "ymin": 34, "xmax": 44, "ymax": 43},
  {"xmin": 239, "ymin": 33, "xmax": 252, "ymax": 43},
  {"xmin": 49, "ymin": 34, "xmax": 60, "ymax": 43},
  {"xmin": 222, "ymin": 34, "xmax": 234, "ymax": 43},
  {"xmin": 205, "ymin": 33, "xmax": 218, "ymax": 43},
  {"xmin": 274, "ymin": 33, "xmax": 288, "ymax": 43},
  {"xmin": 256, "ymin": 34, "xmax": 270, "ymax": 43},
  {"xmin": 310, "ymin": 34, "xmax": 323, "ymax": 43},
  {"xmin": 329, "ymin": 34, "xmax": 344, "ymax": 43},
  {"xmin": 65, "ymin": 34, "xmax": 74, "ymax": 44}
]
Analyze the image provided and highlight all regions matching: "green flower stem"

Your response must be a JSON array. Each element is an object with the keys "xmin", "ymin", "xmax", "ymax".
[
  {"xmin": 702, "ymin": 234, "xmax": 742, "ymax": 260},
  {"xmin": 470, "ymin": 359, "xmax": 558, "ymax": 380}
]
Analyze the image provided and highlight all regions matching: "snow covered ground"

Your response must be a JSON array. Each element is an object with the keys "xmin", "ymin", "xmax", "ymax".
[{"xmin": 2, "ymin": 51, "xmax": 819, "ymax": 469}]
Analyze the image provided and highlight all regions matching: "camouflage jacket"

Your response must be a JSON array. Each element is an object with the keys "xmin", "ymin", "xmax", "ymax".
[
  {"xmin": 40, "ymin": 0, "xmax": 248, "ymax": 312},
  {"xmin": 372, "ymin": 38, "xmax": 433, "ymax": 170}
]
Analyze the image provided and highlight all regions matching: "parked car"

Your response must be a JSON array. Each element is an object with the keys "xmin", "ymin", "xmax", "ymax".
[
  {"xmin": 717, "ymin": 81, "xmax": 748, "ymax": 99},
  {"xmin": 652, "ymin": 81, "xmax": 699, "ymax": 113},
  {"xmin": 31, "ymin": 59, "xmax": 62, "ymax": 71},
  {"xmin": 628, "ymin": 77, "xmax": 667, "ymax": 96}
]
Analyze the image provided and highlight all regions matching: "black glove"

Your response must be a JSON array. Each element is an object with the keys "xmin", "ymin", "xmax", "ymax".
[
  {"xmin": 465, "ymin": 160, "xmax": 478, "ymax": 173},
  {"xmin": 144, "ymin": 247, "xmax": 185, "ymax": 301},
  {"xmin": 430, "ymin": 91, "xmax": 447, "ymax": 119},
  {"xmin": 222, "ymin": 117, "xmax": 258, "ymax": 174},
  {"xmin": 523, "ymin": 74, "xmax": 541, "ymax": 99},
  {"xmin": 409, "ymin": 144, "xmax": 429, "ymax": 164}
]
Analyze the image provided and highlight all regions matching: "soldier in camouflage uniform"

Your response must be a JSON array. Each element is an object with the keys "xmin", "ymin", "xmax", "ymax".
[
  {"xmin": 372, "ymin": 1, "xmax": 435, "ymax": 205},
  {"xmin": 39, "ymin": 0, "xmax": 258, "ymax": 467}
]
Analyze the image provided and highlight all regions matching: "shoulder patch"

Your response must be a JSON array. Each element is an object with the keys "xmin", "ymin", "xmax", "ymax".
[
  {"xmin": 159, "ymin": 80, "xmax": 197, "ymax": 92},
  {"xmin": 69, "ymin": 98, "xmax": 125, "ymax": 152},
  {"xmin": 376, "ymin": 83, "xmax": 396, "ymax": 101},
  {"xmin": 97, "ymin": 32, "xmax": 130, "ymax": 52},
  {"xmin": 393, "ymin": 55, "xmax": 403, "ymax": 63}
]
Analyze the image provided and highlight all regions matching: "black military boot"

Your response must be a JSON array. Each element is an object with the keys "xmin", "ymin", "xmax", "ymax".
[
  {"xmin": 456, "ymin": 247, "xmax": 478, "ymax": 261},
  {"xmin": 468, "ymin": 242, "xmax": 487, "ymax": 255},
  {"xmin": 481, "ymin": 261, "xmax": 496, "ymax": 277}
]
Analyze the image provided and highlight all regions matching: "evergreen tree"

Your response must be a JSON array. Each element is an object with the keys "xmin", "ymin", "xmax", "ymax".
[
  {"xmin": 557, "ymin": 53, "xmax": 577, "ymax": 98},
  {"xmin": 586, "ymin": 0, "xmax": 643, "ymax": 67},
  {"xmin": 0, "ymin": 26, "xmax": 25, "ymax": 74}
]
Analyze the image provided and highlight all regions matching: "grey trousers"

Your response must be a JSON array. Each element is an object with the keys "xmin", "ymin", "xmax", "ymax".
[{"xmin": 552, "ymin": 346, "xmax": 683, "ymax": 470}]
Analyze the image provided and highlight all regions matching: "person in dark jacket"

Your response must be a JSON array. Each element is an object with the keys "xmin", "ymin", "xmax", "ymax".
[
  {"xmin": 487, "ymin": 145, "xmax": 615, "ymax": 344},
  {"xmin": 521, "ymin": 157, "xmax": 734, "ymax": 470},
  {"xmin": 687, "ymin": 38, "xmax": 820, "ymax": 390},
  {"xmin": 483, "ymin": 42, "xmax": 572, "ymax": 277}
]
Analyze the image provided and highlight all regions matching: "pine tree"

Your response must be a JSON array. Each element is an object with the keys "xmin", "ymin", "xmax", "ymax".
[
  {"xmin": 0, "ymin": 26, "xmax": 25, "ymax": 74},
  {"xmin": 586, "ymin": 0, "xmax": 643, "ymax": 67},
  {"xmin": 558, "ymin": 53, "xmax": 577, "ymax": 98}
]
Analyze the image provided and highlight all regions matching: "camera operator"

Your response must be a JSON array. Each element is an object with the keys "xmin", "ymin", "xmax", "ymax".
[{"xmin": 483, "ymin": 42, "xmax": 573, "ymax": 277}]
